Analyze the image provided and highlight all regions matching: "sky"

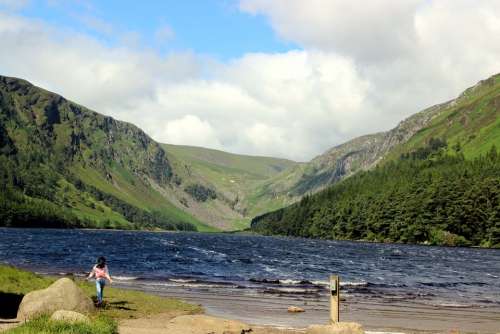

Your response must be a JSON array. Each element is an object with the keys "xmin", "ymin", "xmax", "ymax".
[{"xmin": 0, "ymin": 0, "xmax": 499, "ymax": 161}]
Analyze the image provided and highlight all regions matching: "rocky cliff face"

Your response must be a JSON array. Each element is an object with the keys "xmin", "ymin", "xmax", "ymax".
[
  {"xmin": 0, "ymin": 76, "xmax": 173, "ymax": 185},
  {"xmin": 258, "ymin": 97, "xmax": 451, "ymax": 200},
  {"xmin": 0, "ymin": 75, "xmax": 264, "ymax": 230}
]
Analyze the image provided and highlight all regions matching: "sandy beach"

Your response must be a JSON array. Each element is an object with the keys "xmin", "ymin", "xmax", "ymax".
[{"xmin": 115, "ymin": 282, "xmax": 500, "ymax": 334}]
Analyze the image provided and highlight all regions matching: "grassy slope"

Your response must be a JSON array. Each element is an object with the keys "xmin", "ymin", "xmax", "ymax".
[
  {"xmin": 0, "ymin": 75, "xmax": 216, "ymax": 232},
  {"xmin": 251, "ymin": 74, "xmax": 500, "ymax": 245},
  {"xmin": 385, "ymin": 74, "xmax": 500, "ymax": 161},
  {"xmin": 72, "ymin": 166, "xmax": 217, "ymax": 232},
  {"xmin": 163, "ymin": 144, "xmax": 296, "ymax": 178},
  {"xmin": 0, "ymin": 264, "xmax": 201, "ymax": 332},
  {"xmin": 163, "ymin": 144, "xmax": 298, "ymax": 228},
  {"xmin": 250, "ymin": 74, "xmax": 500, "ymax": 225}
]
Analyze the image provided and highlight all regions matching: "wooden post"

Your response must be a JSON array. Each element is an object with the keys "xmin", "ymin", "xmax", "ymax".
[{"xmin": 330, "ymin": 275, "xmax": 340, "ymax": 324}]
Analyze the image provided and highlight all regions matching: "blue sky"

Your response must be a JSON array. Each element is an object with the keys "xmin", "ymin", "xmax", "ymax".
[
  {"xmin": 1, "ymin": 1, "xmax": 498, "ymax": 160},
  {"xmin": 13, "ymin": 0, "xmax": 294, "ymax": 59}
]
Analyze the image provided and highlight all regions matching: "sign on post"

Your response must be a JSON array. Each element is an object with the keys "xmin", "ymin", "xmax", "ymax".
[{"xmin": 330, "ymin": 275, "xmax": 340, "ymax": 323}]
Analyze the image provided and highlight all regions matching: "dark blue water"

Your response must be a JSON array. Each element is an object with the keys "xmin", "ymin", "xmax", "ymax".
[{"xmin": 1, "ymin": 228, "xmax": 499, "ymax": 309}]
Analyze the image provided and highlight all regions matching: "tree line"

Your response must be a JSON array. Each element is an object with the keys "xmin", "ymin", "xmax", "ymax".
[
  {"xmin": 252, "ymin": 141, "xmax": 500, "ymax": 248},
  {"xmin": 0, "ymin": 155, "xmax": 196, "ymax": 231}
]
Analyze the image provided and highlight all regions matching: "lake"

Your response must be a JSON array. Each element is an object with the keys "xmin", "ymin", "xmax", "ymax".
[{"xmin": 1, "ymin": 228, "xmax": 499, "ymax": 332}]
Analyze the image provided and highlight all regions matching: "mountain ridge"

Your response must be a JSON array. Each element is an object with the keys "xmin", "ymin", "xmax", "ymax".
[
  {"xmin": 250, "ymin": 73, "xmax": 500, "ymax": 247},
  {"xmin": 1, "ymin": 73, "xmax": 498, "ymax": 233},
  {"xmin": 0, "ymin": 75, "xmax": 299, "ymax": 231}
]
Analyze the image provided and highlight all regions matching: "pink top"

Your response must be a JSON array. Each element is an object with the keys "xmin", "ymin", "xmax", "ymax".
[{"xmin": 93, "ymin": 265, "xmax": 109, "ymax": 279}]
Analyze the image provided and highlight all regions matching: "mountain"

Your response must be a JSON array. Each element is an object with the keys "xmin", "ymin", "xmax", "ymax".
[
  {"xmin": 252, "ymin": 74, "xmax": 500, "ymax": 206},
  {"xmin": 251, "ymin": 73, "xmax": 500, "ymax": 247},
  {"xmin": 0, "ymin": 75, "xmax": 218, "ymax": 231},
  {"xmin": 0, "ymin": 75, "xmax": 300, "ymax": 231},
  {"xmin": 161, "ymin": 144, "xmax": 298, "ymax": 230},
  {"xmin": 384, "ymin": 74, "xmax": 500, "ymax": 160},
  {"xmin": 251, "ymin": 97, "xmax": 457, "ymax": 206},
  {"xmin": 2, "ymin": 73, "xmax": 498, "ymax": 234}
]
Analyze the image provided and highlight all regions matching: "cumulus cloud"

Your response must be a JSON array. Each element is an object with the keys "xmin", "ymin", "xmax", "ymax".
[
  {"xmin": 240, "ymin": 0, "xmax": 500, "ymax": 138},
  {"xmin": 240, "ymin": 0, "xmax": 422, "ymax": 63},
  {"xmin": 1, "ymin": 1, "xmax": 500, "ymax": 161},
  {"xmin": 161, "ymin": 115, "xmax": 222, "ymax": 148}
]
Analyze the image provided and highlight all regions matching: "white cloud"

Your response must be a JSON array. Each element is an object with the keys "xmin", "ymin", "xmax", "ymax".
[
  {"xmin": 1, "ymin": 1, "xmax": 500, "ymax": 161},
  {"xmin": 239, "ymin": 0, "xmax": 500, "ymax": 137},
  {"xmin": 161, "ymin": 115, "xmax": 222, "ymax": 149},
  {"xmin": 240, "ymin": 0, "xmax": 422, "ymax": 63}
]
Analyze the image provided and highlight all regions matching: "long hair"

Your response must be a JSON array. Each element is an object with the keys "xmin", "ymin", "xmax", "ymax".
[{"xmin": 96, "ymin": 256, "xmax": 106, "ymax": 269}]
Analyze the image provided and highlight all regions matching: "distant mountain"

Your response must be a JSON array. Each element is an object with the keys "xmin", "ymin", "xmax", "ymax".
[
  {"xmin": 0, "ymin": 76, "xmax": 215, "ymax": 231},
  {"xmin": 0, "ymin": 75, "xmax": 299, "ymax": 231},
  {"xmin": 253, "ymin": 97, "xmax": 457, "ymax": 205},
  {"xmin": 251, "ymin": 73, "xmax": 500, "ymax": 247},
  {"xmin": 161, "ymin": 144, "xmax": 298, "ymax": 230},
  {"xmin": 2, "ymin": 73, "xmax": 498, "ymax": 234},
  {"xmin": 253, "ymin": 74, "xmax": 500, "ymax": 205},
  {"xmin": 384, "ymin": 73, "xmax": 500, "ymax": 160}
]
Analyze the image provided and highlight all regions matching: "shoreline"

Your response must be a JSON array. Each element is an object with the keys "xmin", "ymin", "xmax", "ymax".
[
  {"xmin": 2, "ymin": 227, "xmax": 500, "ymax": 249},
  {"xmin": 2, "ymin": 265, "xmax": 500, "ymax": 334},
  {"xmin": 112, "ymin": 280, "xmax": 500, "ymax": 334}
]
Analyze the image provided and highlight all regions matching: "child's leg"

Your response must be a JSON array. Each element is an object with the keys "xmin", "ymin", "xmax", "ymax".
[
  {"xmin": 101, "ymin": 281, "xmax": 105, "ymax": 301},
  {"xmin": 95, "ymin": 279, "xmax": 103, "ymax": 303}
]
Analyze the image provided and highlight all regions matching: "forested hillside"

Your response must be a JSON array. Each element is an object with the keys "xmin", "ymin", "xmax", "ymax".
[
  {"xmin": 251, "ymin": 73, "xmax": 500, "ymax": 247},
  {"xmin": 254, "ymin": 74, "xmax": 500, "ymax": 207},
  {"xmin": 0, "ymin": 75, "xmax": 296, "ymax": 231},
  {"xmin": 0, "ymin": 75, "xmax": 211, "ymax": 231},
  {"xmin": 252, "ymin": 142, "xmax": 500, "ymax": 247}
]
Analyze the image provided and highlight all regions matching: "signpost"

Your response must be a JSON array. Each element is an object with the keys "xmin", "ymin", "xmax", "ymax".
[{"xmin": 330, "ymin": 275, "xmax": 340, "ymax": 324}]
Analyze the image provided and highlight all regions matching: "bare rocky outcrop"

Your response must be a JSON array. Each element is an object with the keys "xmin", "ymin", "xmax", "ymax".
[{"xmin": 16, "ymin": 278, "xmax": 94, "ymax": 320}]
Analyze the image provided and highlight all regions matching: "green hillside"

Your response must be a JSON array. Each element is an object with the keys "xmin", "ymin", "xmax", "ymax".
[
  {"xmin": 385, "ymin": 73, "xmax": 500, "ymax": 161},
  {"xmin": 251, "ymin": 74, "xmax": 500, "ymax": 247},
  {"xmin": 252, "ymin": 74, "xmax": 500, "ymax": 208},
  {"xmin": 163, "ymin": 144, "xmax": 295, "ymax": 178},
  {"xmin": 0, "ymin": 75, "xmax": 215, "ymax": 232},
  {"xmin": 162, "ymin": 144, "xmax": 298, "ymax": 230}
]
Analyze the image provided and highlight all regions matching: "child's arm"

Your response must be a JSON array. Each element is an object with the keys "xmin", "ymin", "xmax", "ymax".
[
  {"xmin": 86, "ymin": 266, "xmax": 95, "ymax": 280},
  {"xmin": 105, "ymin": 267, "xmax": 113, "ymax": 283}
]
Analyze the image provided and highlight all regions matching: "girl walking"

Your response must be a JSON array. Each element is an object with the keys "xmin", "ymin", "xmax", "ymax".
[{"xmin": 87, "ymin": 256, "xmax": 113, "ymax": 306}]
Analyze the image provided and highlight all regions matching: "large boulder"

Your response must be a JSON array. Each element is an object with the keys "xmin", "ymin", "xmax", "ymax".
[
  {"xmin": 164, "ymin": 314, "xmax": 251, "ymax": 334},
  {"xmin": 50, "ymin": 310, "xmax": 90, "ymax": 324},
  {"xmin": 307, "ymin": 322, "xmax": 364, "ymax": 334},
  {"xmin": 17, "ymin": 278, "xmax": 94, "ymax": 320}
]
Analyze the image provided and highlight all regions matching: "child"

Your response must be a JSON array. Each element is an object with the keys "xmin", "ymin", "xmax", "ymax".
[{"xmin": 87, "ymin": 256, "xmax": 113, "ymax": 306}]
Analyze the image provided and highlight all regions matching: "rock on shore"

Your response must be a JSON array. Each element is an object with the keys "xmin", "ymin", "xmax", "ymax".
[{"xmin": 17, "ymin": 278, "xmax": 94, "ymax": 320}]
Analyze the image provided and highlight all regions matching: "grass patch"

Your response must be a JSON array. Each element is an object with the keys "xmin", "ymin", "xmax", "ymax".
[
  {"xmin": 0, "ymin": 264, "xmax": 202, "ymax": 326},
  {"xmin": 5, "ymin": 315, "xmax": 117, "ymax": 334},
  {"xmin": 78, "ymin": 283, "xmax": 201, "ymax": 319},
  {"xmin": 0, "ymin": 265, "xmax": 54, "ymax": 295}
]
